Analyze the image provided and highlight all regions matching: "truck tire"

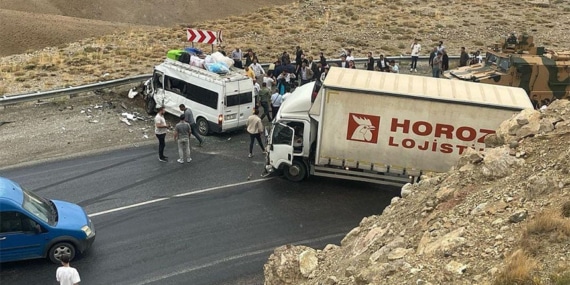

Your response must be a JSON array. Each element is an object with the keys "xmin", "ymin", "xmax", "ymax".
[
  {"xmin": 284, "ymin": 160, "xmax": 307, "ymax": 182},
  {"xmin": 145, "ymin": 96, "xmax": 157, "ymax": 115},
  {"xmin": 196, "ymin": 117, "xmax": 210, "ymax": 136},
  {"xmin": 48, "ymin": 242, "xmax": 76, "ymax": 263}
]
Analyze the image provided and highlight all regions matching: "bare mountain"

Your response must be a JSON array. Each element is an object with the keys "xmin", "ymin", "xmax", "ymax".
[{"xmin": 0, "ymin": 0, "xmax": 291, "ymax": 56}]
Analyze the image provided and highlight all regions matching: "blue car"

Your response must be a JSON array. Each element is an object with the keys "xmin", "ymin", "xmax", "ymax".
[{"xmin": 0, "ymin": 177, "xmax": 95, "ymax": 263}]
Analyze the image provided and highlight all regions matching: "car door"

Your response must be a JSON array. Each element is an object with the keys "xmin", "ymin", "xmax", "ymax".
[
  {"xmin": 0, "ymin": 211, "xmax": 47, "ymax": 262},
  {"xmin": 269, "ymin": 123, "xmax": 294, "ymax": 167}
]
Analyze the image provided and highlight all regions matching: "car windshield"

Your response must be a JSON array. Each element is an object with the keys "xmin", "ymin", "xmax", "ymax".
[{"xmin": 22, "ymin": 189, "xmax": 56, "ymax": 225}]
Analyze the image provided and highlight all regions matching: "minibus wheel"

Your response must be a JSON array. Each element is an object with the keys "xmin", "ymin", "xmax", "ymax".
[
  {"xmin": 48, "ymin": 242, "xmax": 76, "ymax": 263},
  {"xmin": 197, "ymin": 117, "xmax": 210, "ymax": 136}
]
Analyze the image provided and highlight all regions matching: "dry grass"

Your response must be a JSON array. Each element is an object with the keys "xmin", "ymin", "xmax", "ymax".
[
  {"xmin": 0, "ymin": 0, "xmax": 569, "ymax": 95},
  {"xmin": 493, "ymin": 249, "xmax": 540, "ymax": 285}
]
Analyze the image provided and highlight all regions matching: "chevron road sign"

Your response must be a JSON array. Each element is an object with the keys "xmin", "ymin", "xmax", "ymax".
[{"xmin": 186, "ymin": 29, "xmax": 222, "ymax": 45}]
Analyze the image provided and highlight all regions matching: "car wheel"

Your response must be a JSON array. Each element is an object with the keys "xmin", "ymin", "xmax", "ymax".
[
  {"xmin": 145, "ymin": 96, "xmax": 157, "ymax": 115},
  {"xmin": 284, "ymin": 160, "xmax": 307, "ymax": 182},
  {"xmin": 48, "ymin": 242, "xmax": 76, "ymax": 263},
  {"xmin": 196, "ymin": 117, "xmax": 210, "ymax": 136}
]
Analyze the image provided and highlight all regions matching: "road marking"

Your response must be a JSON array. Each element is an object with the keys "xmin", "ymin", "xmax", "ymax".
[
  {"xmin": 135, "ymin": 232, "xmax": 346, "ymax": 285},
  {"xmin": 88, "ymin": 178, "xmax": 269, "ymax": 217}
]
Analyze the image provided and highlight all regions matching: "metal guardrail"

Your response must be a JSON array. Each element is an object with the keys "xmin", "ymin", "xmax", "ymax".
[
  {"xmin": 1, "ymin": 55, "xmax": 460, "ymax": 106},
  {"xmin": 0, "ymin": 74, "xmax": 151, "ymax": 106}
]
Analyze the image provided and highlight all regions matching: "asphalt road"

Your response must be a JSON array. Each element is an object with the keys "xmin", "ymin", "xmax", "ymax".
[{"xmin": 0, "ymin": 130, "xmax": 399, "ymax": 284}]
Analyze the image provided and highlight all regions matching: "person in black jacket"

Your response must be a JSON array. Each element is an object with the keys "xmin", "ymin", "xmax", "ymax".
[
  {"xmin": 459, "ymin": 47, "xmax": 469, "ymax": 67},
  {"xmin": 376, "ymin": 54, "xmax": 389, "ymax": 72},
  {"xmin": 428, "ymin": 47, "xmax": 438, "ymax": 68},
  {"xmin": 442, "ymin": 49, "xmax": 449, "ymax": 71},
  {"xmin": 319, "ymin": 52, "xmax": 327, "ymax": 67},
  {"xmin": 366, "ymin": 52, "xmax": 375, "ymax": 71}
]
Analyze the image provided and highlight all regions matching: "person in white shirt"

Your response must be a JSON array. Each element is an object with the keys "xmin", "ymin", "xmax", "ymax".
[
  {"xmin": 252, "ymin": 79, "xmax": 260, "ymax": 103},
  {"xmin": 249, "ymin": 58, "xmax": 265, "ymax": 83},
  {"xmin": 270, "ymin": 91, "xmax": 283, "ymax": 119},
  {"xmin": 410, "ymin": 39, "xmax": 421, "ymax": 72},
  {"xmin": 345, "ymin": 48, "xmax": 355, "ymax": 62},
  {"xmin": 56, "ymin": 255, "xmax": 81, "ymax": 285},
  {"xmin": 389, "ymin": 60, "xmax": 399, "ymax": 73},
  {"xmin": 263, "ymin": 74, "xmax": 275, "ymax": 91}
]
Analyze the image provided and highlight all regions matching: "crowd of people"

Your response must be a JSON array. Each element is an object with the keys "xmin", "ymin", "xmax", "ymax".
[{"xmin": 156, "ymin": 43, "xmax": 485, "ymax": 162}]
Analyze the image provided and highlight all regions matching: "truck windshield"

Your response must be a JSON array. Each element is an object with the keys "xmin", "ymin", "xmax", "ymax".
[
  {"xmin": 486, "ymin": 53, "xmax": 498, "ymax": 65},
  {"xmin": 272, "ymin": 123, "xmax": 294, "ymax": 145},
  {"xmin": 22, "ymin": 189, "xmax": 56, "ymax": 226},
  {"xmin": 497, "ymin": 57, "xmax": 510, "ymax": 72}
]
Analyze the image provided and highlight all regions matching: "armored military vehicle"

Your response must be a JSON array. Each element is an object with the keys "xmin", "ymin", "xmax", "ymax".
[{"xmin": 443, "ymin": 33, "xmax": 570, "ymax": 108}]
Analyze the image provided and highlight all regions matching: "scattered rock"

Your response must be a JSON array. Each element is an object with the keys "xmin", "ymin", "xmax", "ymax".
[
  {"xmin": 445, "ymin": 260, "xmax": 467, "ymax": 275},
  {"xmin": 508, "ymin": 210, "xmax": 528, "ymax": 223}
]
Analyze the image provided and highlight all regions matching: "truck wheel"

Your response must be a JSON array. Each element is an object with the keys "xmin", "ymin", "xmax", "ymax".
[
  {"xmin": 48, "ymin": 242, "xmax": 76, "ymax": 263},
  {"xmin": 145, "ymin": 96, "xmax": 156, "ymax": 115},
  {"xmin": 284, "ymin": 160, "xmax": 306, "ymax": 182},
  {"xmin": 196, "ymin": 117, "xmax": 210, "ymax": 136}
]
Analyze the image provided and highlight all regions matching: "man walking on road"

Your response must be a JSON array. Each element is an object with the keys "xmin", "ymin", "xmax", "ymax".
[
  {"xmin": 246, "ymin": 109, "xmax": 265, "ymax": 158},
  {"xmin": 155, "ymin": 107, "xmax": 169, "ymax": 162},
  {"xmin": 56, "ymin": 254, "xmax": 81, "ymax": 285},
  {"xmin": 174, "ymin": 114, "xmax": 192, "ymax": 164},
  {"xmin": 179, "ymin": 104, "xmax": 204, "ymax": 146},
  {"xmin": 258, "ymin": 82, "xmax": 272, "ymax": 122}
]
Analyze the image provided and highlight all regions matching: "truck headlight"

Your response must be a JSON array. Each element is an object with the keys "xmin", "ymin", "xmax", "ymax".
[{"xmin": 81, "ymin": 225, "xmax": 93, "ymax": 237}]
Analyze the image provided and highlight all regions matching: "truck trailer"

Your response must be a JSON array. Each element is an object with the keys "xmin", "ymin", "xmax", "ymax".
[{"xmin": 265, "ymin": 67, "xmax": 533, "ymax": 186}]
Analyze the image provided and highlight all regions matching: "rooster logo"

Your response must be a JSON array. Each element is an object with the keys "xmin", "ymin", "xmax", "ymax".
[{"xmin": 347, "ymin": 113, "xmax": 380, "ymax": 143}]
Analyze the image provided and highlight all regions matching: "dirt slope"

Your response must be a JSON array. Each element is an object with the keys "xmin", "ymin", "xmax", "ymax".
[{"xmin": 0, "ymin": 0, "xmax": 291, "ymax": 56}]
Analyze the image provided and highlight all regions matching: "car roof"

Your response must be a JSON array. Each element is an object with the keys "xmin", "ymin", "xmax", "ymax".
[{"xmin": 0, "ymin": 177, "xmax": 24, "ymax": 206}]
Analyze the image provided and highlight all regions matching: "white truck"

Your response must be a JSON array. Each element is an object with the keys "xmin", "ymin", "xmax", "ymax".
[{"xmin": 265, "ymin": 67, "xmax": 533, "ymax": 186}]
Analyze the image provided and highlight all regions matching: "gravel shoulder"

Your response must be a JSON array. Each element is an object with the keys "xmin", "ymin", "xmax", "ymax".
[{"xmin": 0, "ymin": 86, "xmax": 163, "ymax": 170}]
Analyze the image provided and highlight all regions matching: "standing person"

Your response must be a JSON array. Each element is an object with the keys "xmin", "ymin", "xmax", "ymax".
[
  {"xmin": 271, "ymin": 90, "xmax": 283, "ymax": 119},
  {"xmin": 345, "ymin": 48, "xmax": 355, "ymax": 62},
  {"xmin": 179, "ymin": 104, "xmax": 204, "ymax": 147},
  {"xmin": 366, "ymin": 52, "xmax": 375, "ymax": 71},
  {"xmin": 246, "ymin": 109, "xmax": 265, "ymax": 158},
  {"xmin": 155, "ymin": 107, "xmax": 169, "ymax": 162},
  {"xmin": 252, "ymin": 78, "xmax": 261, "ymax": 105},
  {"xmin": 263, "ymin": 73, "xmax": 275, "ymax": 91},
  {"xmin": 295, "ymin": 46, "xmax": 303, "ymax": 70},
  {"xmin": 432, "ymin": 52, "xmax": 443, "ymax": 78},
  {"xmin": 428, "ymin": 47, "xmax": 438, "ymax": 69},
  {"xmin": 231, "ymin": 47, "xmax": 243, "ymax": 68},
  {"xmin": 299, "ymin": 62, "xmax": 313, "ymax": 85},
  {"xmin": 244, "ymin": 49, "xmax": 257, "ymax": 67},
  {"xmin": 339, "ymin": 55, "xmax": 348, "ymax": 68},
  {"xmin": 249, "ymin": 58, "xmax": 265, "ymax": 83},
  {"xmin": 459, "ymin": 47, "xmax": 469, "ymax": 67},
  {"xmin": 376, "ymin": 54, "xmax": 389, "ymax": 72},
  {"xmin": 319, "ymin": 51, "xmax": 327, "ymax": 67},
  {"xmin": 174, "ymin": 114, "xmax": 192, "ymax": 164},
  {"xmin": 437, "ymin": 41, "xmax": 445, "ymax": 53},
  {"xmin": 258, "ymin": 82, "xmax": 272, "ymax": 122},
  {"xmin": 410, "ymin": 39, "xmax": 421, "ymax": 72},
  {"xmin": 442, "ymin": 49, "xmax": 449, "ymax": 72},
  {"xmin": 56, "ymin": 255, "xmax": 80, "ymax": 285}
]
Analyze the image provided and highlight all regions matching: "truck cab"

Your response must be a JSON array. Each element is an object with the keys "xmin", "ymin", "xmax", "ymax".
[{"xmin": 266, "ymin": 83, "xmax": 317, "ymax": 182}]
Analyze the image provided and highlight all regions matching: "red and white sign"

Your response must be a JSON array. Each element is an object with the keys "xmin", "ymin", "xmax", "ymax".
[
  {"xmin": 346, "ymin": 113, "xmax": 380, "ymax": 144},
  {"xmin": 186, "ymin": 29, "xmax": 222, "ymax": 45}
]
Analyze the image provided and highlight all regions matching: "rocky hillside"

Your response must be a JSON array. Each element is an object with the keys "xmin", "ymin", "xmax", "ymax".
[
  {"xmin": 264, "ymin": 100, "xmax": 570, "ymax": 284},
  {"xmin": 2, "ymin": 0, "xmax": 569, "ymax": 95}
]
